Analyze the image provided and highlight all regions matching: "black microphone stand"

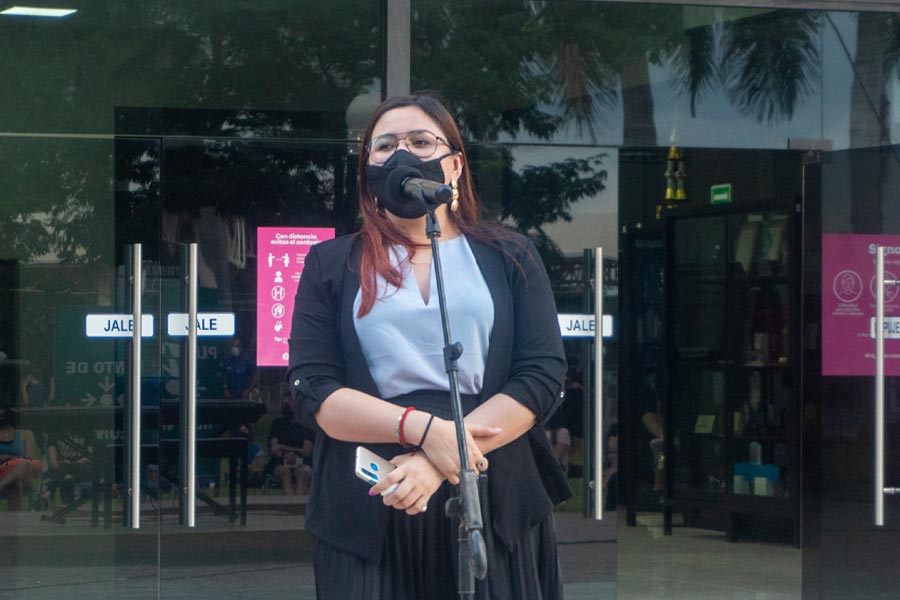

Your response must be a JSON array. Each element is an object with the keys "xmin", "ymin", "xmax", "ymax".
[{"xmin": 419, "ymin": 197, "xmax": 488, "ymax": 599}]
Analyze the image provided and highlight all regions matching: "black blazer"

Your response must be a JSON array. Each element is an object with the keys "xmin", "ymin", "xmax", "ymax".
[{"xmin": 288, "ymin": 231, "xmax": 570, "ymax": 563}]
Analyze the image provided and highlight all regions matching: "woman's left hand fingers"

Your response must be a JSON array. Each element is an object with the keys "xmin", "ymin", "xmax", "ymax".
[
  {"xmin": 463, "ymin": 429, "xmax": 488, "ymax": 474},
  {"xmin": 381, "ymin": 478, "xmax": 414, "ymax": 508},
  {"xmin": 389, "ymin": 485, "xmax": 429, "ymax": 514},
  {"xmin": 403, "ymin": 494, "xmax": 429, "ymax": 515},
  {"xmin": 368, "ymin": 468, "xmax": 402, "ymax": 496},
  {"xmin": 383, "ymin": 478, "xmax": 431, "ymax": 512},
  {"xmin": 380, "ymin": 454, "xmax": 442, "ymax": 513}
]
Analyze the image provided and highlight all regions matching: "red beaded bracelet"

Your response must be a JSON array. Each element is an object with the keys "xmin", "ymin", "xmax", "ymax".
[{"xmin": 397, "ymin": 405, "xmax": 417, "ymax": 448}]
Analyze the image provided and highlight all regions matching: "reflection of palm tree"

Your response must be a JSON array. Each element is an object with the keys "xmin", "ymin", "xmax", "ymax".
[
  {"xmin": 670, "ymin": 24, "xmax": 717, "ymax": 118},
  {"xmin": 551, "ymin": 40, "xmax": 618, "ymax": 142},
  {"xmin": 535, "ymin": 0, "xmax": 619, "ymax": 143},
  {"xmin": 672, "ymin": 10, "xmax": 820, "ymax": 124},
  {"xmin": 720, "ymin": 12, "xmax": 820, "ymax": 124},
  {"xmin": 536, "ymin": 1, "xmax": 679, "ymax": 145},
  {"xmin": 540, "ymin": 6, "xmax": 820, "ymax": 146}
]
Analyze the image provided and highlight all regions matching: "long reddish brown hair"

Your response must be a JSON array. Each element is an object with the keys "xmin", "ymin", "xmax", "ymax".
[{"xmin": 356, "ymin": 93, "xmax": 507, "ymax": 317}]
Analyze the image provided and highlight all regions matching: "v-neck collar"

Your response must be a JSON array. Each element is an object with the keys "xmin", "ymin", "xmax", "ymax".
[
  {"xmin": 395, "ymin": 237, "xmax": 464, "ymax": 307},
  {"xmin": 343, "ymin": 234, "xmax": 508, "ymax": 403}
]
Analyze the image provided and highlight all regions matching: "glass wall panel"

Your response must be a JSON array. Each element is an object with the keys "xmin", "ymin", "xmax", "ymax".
[
  {"xmin": 0, "ymin": 134, "xmax": 160, "ymax": 595},
  {"xmin": 1, "ymin": 1, "xmax": 380, "ymax": 598},
  {"xmin": 407, "ymin": 1, "xmax": 897, "ymax": 598},
  {"xmin": 810, "ymin": 8, "xmax": 900, "ymax": 599}
]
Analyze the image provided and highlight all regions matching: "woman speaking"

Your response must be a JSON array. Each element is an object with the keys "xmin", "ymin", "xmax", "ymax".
[{"xmin": 289, "ymin": 92, "xmax": 569, "ymax": 599}]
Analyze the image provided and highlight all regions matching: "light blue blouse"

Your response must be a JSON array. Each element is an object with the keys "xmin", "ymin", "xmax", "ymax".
[{"xmin": 352, "ymin": 235, "xmax": 494, "ymax": 399}]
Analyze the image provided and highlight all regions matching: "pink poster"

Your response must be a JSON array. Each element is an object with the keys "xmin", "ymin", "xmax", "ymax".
[
  {"xmin": 822, "ymin": 234, "xmax": 900, "ymax": 376},
  {"xmin": 257, "ymin": 227, "xmax": 335, "ymax": 367}
]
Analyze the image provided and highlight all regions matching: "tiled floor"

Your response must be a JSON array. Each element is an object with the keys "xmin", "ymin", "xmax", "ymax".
[
  {"xmin": 0, "ymin": 505, "xmax": 803, "ymax": 599},
  {"xmin": 617, "ymin": 513, "xmax": 802, "ymax": 599}
]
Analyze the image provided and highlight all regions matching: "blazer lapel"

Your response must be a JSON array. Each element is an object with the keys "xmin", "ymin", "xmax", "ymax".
[
  {"xmin": 340, "ymin": 237, "xmax": 382, "ymax": 397},
  {"xmin": 467, "ymin": 238, "xmax": 512, "ymax": 402}
]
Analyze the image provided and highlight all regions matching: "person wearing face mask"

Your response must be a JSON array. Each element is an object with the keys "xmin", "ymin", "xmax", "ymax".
[
  {"xmin": 288, "ymin": 93, "xmax": 569, "ymax": 600},
  {"xmin": 265, "ymin": 394, "xmax": 314, "ymax": 495},
  {"xmin": 221, "ymin": 336, "xmax": 258, "ymax": 400}
]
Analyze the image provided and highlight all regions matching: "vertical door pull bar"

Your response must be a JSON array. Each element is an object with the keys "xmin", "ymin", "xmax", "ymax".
[
  {"xmin": 129, "ymin": 244, "xmax": 142, "ymax": 529},
  {"xmin": 593, "ymin": 247, "xmax": 604, "ymax": 520},
  {"xmin": 875, "ymin": 247, "xmax": 900, "ymax": 526},
  {"xmin": 185, "ymin": 243, "xmax": 199, "ymax": 527},
  {"xmin": 580, "ymin": 249, "xmax": 593, "ymax": 519},
  {"xmin": 876, "ymin": 247, "xmax": 884, "ymax": 526}
]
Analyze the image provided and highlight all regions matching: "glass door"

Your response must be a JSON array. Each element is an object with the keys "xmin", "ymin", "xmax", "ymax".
[
  {"xmin": 803, "ymin": 150, "xmax": 900, "ymax": 597},
  {"xmin": 117, "ymin": 132, "xmax": 353, "ymax": 597},
  {"xmin": 617, "ymin": 148, "xmax": 804, "ymax": 598},
  {"xmin": 1, "ymin": 135, "xmax": 163, "ymax": 597},
  {"xmin": 549, "ymin": 243, "xmax": 619, "ymax": 597}
]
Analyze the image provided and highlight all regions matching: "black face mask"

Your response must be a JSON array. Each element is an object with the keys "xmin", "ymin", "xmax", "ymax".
[{"xmin": 366, "ymin": 150, "xmax": 448, "ymax": 219}]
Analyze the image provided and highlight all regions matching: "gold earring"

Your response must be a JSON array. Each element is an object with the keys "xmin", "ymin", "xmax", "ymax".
[{"xmin": 450, "ymin": 181, "xmax": 459, "ymax": 213}]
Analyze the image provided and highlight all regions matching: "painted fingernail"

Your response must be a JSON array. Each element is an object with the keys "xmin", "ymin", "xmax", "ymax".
[
  {"xmin": 368, "ymin": 488, "xmax": 377, "ymax": 496},
  {"xmin": 420, "ymin": 505, "xmax": 427, "ymax": 512},
  {"xmin": 381, "ymin": 483, "xmax": 399, "ymax": 496}
]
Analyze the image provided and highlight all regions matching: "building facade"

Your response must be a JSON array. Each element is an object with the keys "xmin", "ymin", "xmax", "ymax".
[{"xmin": 1, "ymin": 0, "xmax": 900, "ymax": 597}]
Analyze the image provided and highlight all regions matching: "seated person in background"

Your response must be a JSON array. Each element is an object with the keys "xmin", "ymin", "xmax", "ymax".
[
  {"xmin": 546, "ymin": 367, "xmax": 584, "ymax": 473},
  {"xmin": 544, "ymin": 404, "xmax": 571, "ymax": 473},
  {"xmin": 41, "ymin": 430, "xmax": 93, "ymax": 507},
  {"xmin": 266, "ymin": 395, "xmax": 314, "ymax": 495},
  {"xmin": 603, "ymin": 423, "xmax": 618, "ymax": 512},
  {"xmin": 238, "ymin": 424, "xmax": 267, "ymax": 488},
  {"xmin": 0, "ymin": 407, "xmax": 42, "ymax": 511},
  {"xmin": 222, "ymin": 337, "xmax": 259, "ymax": 400},
  {"xmin": 642, "ymin": 410, "xmax": 665, "ymax": 497}
]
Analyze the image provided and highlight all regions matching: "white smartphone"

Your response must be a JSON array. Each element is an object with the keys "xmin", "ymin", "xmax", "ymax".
[{"xmin": 354, "ymin": 446, "xmax": 396, "ymax": 485}]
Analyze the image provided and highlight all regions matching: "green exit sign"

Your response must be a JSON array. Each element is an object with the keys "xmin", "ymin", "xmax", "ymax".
[{"xmin": 711, "ymin": 183, "xmax": 732, "ymax": 205}]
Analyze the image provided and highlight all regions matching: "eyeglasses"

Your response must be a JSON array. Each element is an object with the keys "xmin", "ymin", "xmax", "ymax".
[{"xmin": 366, "ymin": 130, "xmax": 456, "ymax": 165}]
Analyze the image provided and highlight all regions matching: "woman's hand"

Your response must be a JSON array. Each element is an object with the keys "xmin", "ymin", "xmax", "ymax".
[
  {"xmin": 369, "ymin": 452, "xmax": 445, "ymax": 515},
  {"xmin": 419, "ymin": 418, "xmax": 500, "ymax": 484}
]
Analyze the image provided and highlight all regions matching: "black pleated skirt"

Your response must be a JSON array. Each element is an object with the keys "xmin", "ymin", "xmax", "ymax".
[
  {"xmin": 313, "ymin": 492, "xmax": 561, "ymax": 600},
  {"xmin": 312, "ymin": 391, "xmax": 563, "ymax": 600}
]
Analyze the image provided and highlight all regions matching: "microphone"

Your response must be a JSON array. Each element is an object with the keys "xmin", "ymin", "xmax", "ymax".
[
  {"xmin": 386, "ymin": 166, "xmax": 453, "ymax": 207},
  {"xmin": 402, "ymin": 177, "xmax": 453, "ymax": 206}
]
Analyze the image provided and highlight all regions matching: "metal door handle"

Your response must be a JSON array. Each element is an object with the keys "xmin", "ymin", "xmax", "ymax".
[
  {"xmin": 593, "ymin": 247, "xmax": 604, "ymax": 520},
  {"xmin": 876, "ymin": 247, "xmax": 884, "ymax": 526},
  {"xmin": 181, "ymin": 243, "xmax": 199, "ymax": 527},
  {"xmin": 874, "ymin": 247, "xmax": 900, "ymax": 526},
  {"xmin": 126, "ymin": 244, "xmax": 143, "ymax": 529}
]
